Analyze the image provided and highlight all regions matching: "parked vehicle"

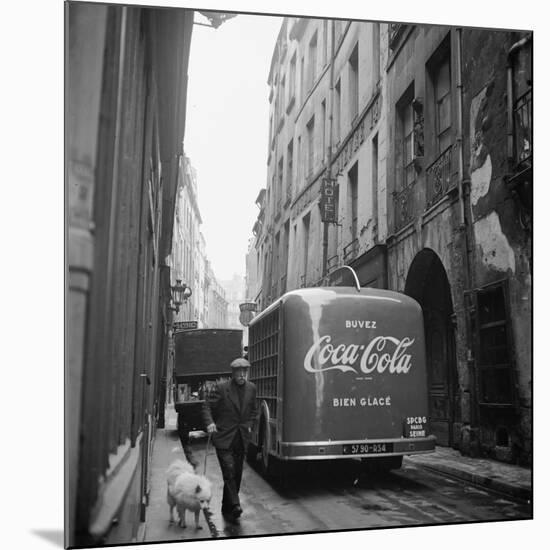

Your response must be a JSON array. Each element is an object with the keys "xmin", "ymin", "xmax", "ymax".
[
  {"xmin": 173, "ymin": 328, "xmax": 243, "ymax": 445},
  {"xmin": 246, "ymin": 283, "xmax": 436, "ymax": 476}
]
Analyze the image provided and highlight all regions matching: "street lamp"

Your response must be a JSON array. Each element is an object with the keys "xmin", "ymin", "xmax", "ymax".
[{"xmin": 170, "ymin": 279, "xmax": 192, "ymax": 314}]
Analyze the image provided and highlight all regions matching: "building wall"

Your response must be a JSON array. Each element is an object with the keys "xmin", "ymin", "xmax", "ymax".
[
  {"xmin": 221, "ymin": 274, "xmax": 246, "ymax": 330},
  {"xmin": 66, "ymin": 3, "xmax": 193, "ymax": 545},
  {"xmin": 255, "ymin": 18, "xmax": 390, "ymax": 307},
  {"xmin": 461, "ymin": 28, "xmax": 532, "ymax": 461},
  {"xmin": 206, "ymin": 265, "xmax": 229, "ymax": 328},
  {"xmin": 385, "ymin": 25, "xmax": 532, "ymax": 462},
  {"xmin": 250, "ymin": 17, "xmax": 532, "ymax": 465},
  {"xmin": 167, "ymin": 155, "xmax": 203, "ymax": 325}
]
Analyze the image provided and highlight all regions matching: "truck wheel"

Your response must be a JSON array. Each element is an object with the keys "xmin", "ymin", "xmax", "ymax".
[
  {"xmin": 246, "ymin": 441, "xmax": 258, "ymax": 464},
  {"xmin": 259, "ymin": 420, "xmax": 278, "ymax": 478},
  {"xmin": 260, "ymin": 423, "xmax": 270, "ymax": 475}
]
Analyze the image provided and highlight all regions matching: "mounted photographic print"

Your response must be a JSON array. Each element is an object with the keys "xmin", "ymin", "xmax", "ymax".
[{"xmin": 66, "ymin": 0, "xmax": 533, "ymax": 548}]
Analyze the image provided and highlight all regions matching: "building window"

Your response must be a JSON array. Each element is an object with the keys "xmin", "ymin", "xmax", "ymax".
[
  {"xmin": 348, "ymin": 161, "xmax": 359, "ymax": 241},
  {"xmin": 273, "ymin": 231, "xmax": 280, "ymax": 297},
  {"xmin": 300, "ymin": 55, "xmax": 305, "ymax": 104},
  {"xmin": 288, "ymin": 52, "xmax": 296, "ymax": 108},
  {"xmin": 297, "ymin": 135, "xmax": 302, "ymax": 188},
  {"xmin": 373, "ymin": 23, "xmax": 380, "ymax": 87},
  {"xmin": 397, "ymin": 93, "xmax": 415, "ymax": 188},
  {"xmin": 282, "ymin": 220, "xmax": 290, "ymax": 292},
  {"xmin": 308, "ymin": 31, "xmax": 318, "ymax": 92},
  {"xmin": 277, "ymin": 157, "xmax": 284, "ymax": 214},
  {"xmin": 334, "ymin": 20, "xmax": 344, "ymax": 46},
  {"xmin": 322, "ymin": 19, "xmax": 328, "ymax": 66},
  {"xmin": 349, "ymin": 43, "xmax": 359, "ymax": 122},
  {"xmin": 472, "ymin": 281, "xmax": 515, "ymax": 406},
  {"xmin": 433, "ymin": 57, "xmax": 451, "ymax": 153},
  {"xmin": 334, "ymin": 78, "xmax": 341, "ymax": 145},
  {"xmin": 321, "ymin": 99, "xmax": 327, "ymax": 161},
  {"xmin": 302, "ymin": 213, "xmax": 310, "ymax": 284},
  {"xmin": 372, "ymin": 134, "xmax": 379, "ymax": 230},
  {"xmin": 307, "ymin": 116, "xmax": 315, "ymax": 177},
  {"xmin": 279, "ymin": 75, "xmax": 286, "ymax": 124},
  {"xmin": 286, "ymin": 139, "xmax": 293, "ymax": 203}
]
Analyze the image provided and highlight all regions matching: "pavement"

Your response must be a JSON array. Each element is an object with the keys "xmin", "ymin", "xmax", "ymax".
[
  {"xmin": 406, "ymin": 445, "xmax": 532, "ymax": 504},
  {"xmin": 140, "ymin": 404, "xmax": 532, "ymax": 542}
]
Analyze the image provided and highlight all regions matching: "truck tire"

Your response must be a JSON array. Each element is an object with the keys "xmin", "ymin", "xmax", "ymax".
[
  {"xmin": 246, "ymin": 440, "xmax": 258, "ymax": 464},
  {"xmin": 259, "ymin": 419, "xmax": 278, "ymax": 478}
]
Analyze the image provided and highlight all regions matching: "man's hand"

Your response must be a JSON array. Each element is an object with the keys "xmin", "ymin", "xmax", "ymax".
[{"xmin": 206, "ymin": 422, "xmax": 217, "ymax": 434}]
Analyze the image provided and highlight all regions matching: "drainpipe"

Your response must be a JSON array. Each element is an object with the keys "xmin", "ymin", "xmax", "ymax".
[
  {"xmin": 456, "ymin": 28, "xmax": 466, "ymax": 229},
  {"xmin": 322, "ymin": 19, "xmax": 336, "ymax": 278},
  {"xmin": 457, "ymin": 28, "xmax": 480, "ymax": 451}
]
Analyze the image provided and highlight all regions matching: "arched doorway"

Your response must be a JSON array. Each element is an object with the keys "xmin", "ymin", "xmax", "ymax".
[{"xmin": 405, "ymin": 249, "xmax": 458, "ymax": 447}]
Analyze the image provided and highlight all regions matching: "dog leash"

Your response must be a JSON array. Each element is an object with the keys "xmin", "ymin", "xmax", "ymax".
[{"xmin": 203, "ymin": 432, "xmax": 212, "ymax": 476}]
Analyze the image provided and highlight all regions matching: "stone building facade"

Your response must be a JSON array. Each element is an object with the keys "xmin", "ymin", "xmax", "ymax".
[
  {"xmin": 168, "ymin": 154, "xmax": 202, "ymax": 325},
  {"xmin": 250, "ymin": 17, "xmax": 532, "ymax": 464},
  {"xmin": 66, "ymin": 3, "xmax": 194, "ymax": 545},
  {"xmin": 221, "ymin": 273, "xmax": 246, "ymax": 330}
]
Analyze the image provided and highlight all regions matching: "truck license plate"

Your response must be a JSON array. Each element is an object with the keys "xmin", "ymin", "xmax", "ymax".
[{"xmin": 342, "ymin": 443, "xmax": 393, "ymax": 455}]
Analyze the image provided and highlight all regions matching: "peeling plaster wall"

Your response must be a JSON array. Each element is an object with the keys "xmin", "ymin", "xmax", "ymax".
[
  {"xmin": 462, "ymin": 29, "xmax": 532, "ymax": 463},
  {"xmin": 474, "ymin": 212, "xmax": 516, "ymax": 273}
]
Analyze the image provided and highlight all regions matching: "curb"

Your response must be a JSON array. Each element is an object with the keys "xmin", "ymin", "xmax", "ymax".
[{"xmin": 415, "ymin": 462, "xmax": 532, "ymax": 504}]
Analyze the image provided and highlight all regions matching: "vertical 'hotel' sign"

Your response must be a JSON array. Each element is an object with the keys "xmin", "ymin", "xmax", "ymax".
[{"xmin": 320, "ymin": 177, "xmax": 337, "ymax": 223}]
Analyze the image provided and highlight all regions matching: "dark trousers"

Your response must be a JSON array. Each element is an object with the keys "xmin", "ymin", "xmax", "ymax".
[{"xmin": 216, "ymin": 432, "xmax": 245, "ymax": 511}]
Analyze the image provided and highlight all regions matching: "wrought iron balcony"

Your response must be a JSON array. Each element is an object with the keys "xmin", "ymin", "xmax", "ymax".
[
  {"xmin": 343, "ymin": 239, "xmax": 359, "ymax": 264},
  {"xmin": 280, "ymin": 274, "xmax": 287, "ymax": 294},
  {"xmin": 392, "ymin": 183, "xmax": 415, "ymax": 231},
  {"xmin": 327, "ymin": 254, "xmax": 339, "ymax": 273},
  {"xmin": 426, "ymin": 144, "xmax": 457, "ymax": 208},
  {"xmin": 285, "ymin": 183, "xmax": 292, "ymax": 206},
  {"xmin": 274, "ymin": 198, "xmax": 282, "ymax": 221},
  {"xmin": 514, "ymin": 88, "xmax": 532, "ymax": 167},
  {"xmin": 389, "ymin": 23, "xmax": 407, "ymax": 50}
]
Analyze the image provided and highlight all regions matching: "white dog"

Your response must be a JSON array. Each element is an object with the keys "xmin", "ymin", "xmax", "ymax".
[{"xmin": 166, "ymin": 459, "xmax": 212, "ymax": 529}]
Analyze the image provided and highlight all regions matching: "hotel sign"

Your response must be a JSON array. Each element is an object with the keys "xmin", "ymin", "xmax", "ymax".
[
  {"xmin": 320, "ymin": 177, "xmax": 337, "ymax": 223},
  {"xmin": 173, "ymin": 321, "xmax": 198, "ymax": 331}
]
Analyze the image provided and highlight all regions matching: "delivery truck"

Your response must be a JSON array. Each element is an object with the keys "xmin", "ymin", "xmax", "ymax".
[
  {"xmin": 173, "ymin": 328, "xmax": 243, "ymax": 455},
  {"xmin": 247, "ymin": 286, "xmax": 435, "ymax": 477}
]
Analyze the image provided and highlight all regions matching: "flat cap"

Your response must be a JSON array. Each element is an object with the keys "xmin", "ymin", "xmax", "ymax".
[{"xmin": 230, "ymin": 357, "xmax": 251, "ymax": 369}]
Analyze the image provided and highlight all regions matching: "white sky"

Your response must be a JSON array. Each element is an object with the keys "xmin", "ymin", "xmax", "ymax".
[{"xmin": 185, "ymin": 12, "xmax": 283, "ymax": 281}]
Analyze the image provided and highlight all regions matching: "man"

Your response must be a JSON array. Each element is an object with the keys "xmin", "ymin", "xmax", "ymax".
[{"xmin": 202, "ymin": 357, "xmax": 257, "ymax": 521}]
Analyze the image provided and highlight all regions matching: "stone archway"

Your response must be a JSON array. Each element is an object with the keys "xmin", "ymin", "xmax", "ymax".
[{"xmin": 405, "ymin": 249, "xmax": 458, "ymax": 447}]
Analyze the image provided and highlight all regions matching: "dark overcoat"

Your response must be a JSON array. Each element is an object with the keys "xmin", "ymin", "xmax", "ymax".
[{"xmin": 202, "ymin": 379, "xmax": 258, "ymax": 450}]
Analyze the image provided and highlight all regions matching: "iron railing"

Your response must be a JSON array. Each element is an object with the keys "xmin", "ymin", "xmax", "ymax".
[
  {"xmin": 280, "ymin": 274, "xmax": 287, "ymax": 294},
  {"xmin": 514, "ymin": 88, "xmax": 532, "ymax": 165},
  {"xmin": 426, "ymin": 144, "xmax": 456, "ymax": 207},
  {"xmin": 285, "ymin": 182, "xmax": 292, "ymax": 205},
  {"xmin": 389, "ymin": 23, "xmax": 406, "ymax": 50},
  {"xmin": 343, "ymin": 238, "xmax": 359, "ymax": 264},
  {"xmin": 392, "ymin": 183, "xmax": 415, "ymax": 231},
  {"xmin": 327, "ymin": 254, "xmax": 339, "ymax": 273}
]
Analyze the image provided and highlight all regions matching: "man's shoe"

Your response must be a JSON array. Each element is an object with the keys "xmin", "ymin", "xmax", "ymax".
[
  {"xmin": 232, "ymin": 505, "xmax": 243, "ymax": 520},
  {"xmin": 221, "ymin": 506, "xmax": 232, "ymax": 517}
]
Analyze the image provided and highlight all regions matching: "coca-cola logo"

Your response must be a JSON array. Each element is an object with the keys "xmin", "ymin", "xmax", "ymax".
[{"xmin": 303, "ymin": 335, "xmax": 415, "ymax": 374}]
